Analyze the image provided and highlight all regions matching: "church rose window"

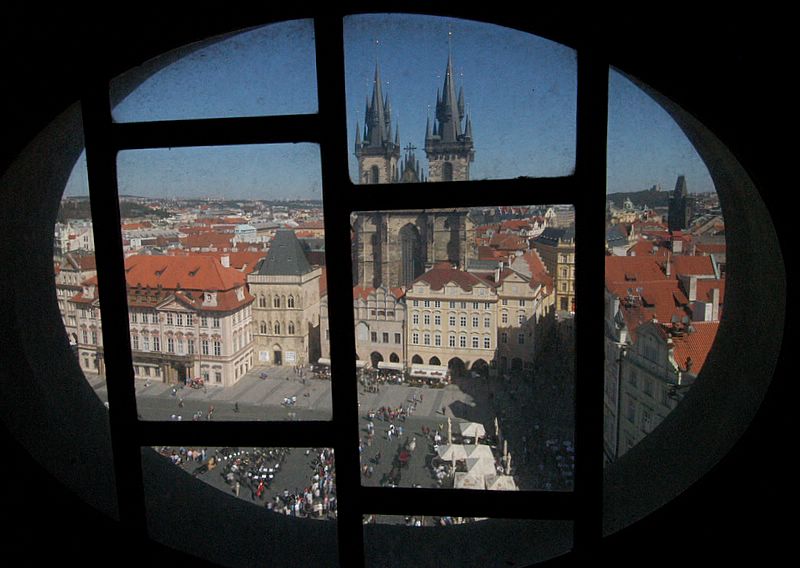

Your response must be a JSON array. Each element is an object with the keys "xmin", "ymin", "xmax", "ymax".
[{"xmin": 2, "ymin": 8, "xmax": 786, "ymax": 568}]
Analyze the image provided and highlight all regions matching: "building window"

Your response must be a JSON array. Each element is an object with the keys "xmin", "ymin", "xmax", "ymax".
[
  {"xmin": 460, "ymin": 335, "xmax": 467, "ymax": 348},
  {"xmin": 423, "ymin": 313, "xmax": 431, "ymax": 325},
  {"xmin": 484, "ymin": 336, "xmax": 491, "ymax": 349},
  {"xmin": 434, "ymin": 314, "xmax": 441, "ymax": 326},
  {"xmin": 371, "ymin": 331, "xmax": 378, "ymax": 343},
  {"xmin": 201, "ymin": 316, "xmax": 208, "ymax": 327},
  {"xmin": 186, "ymin": 313, "xmax": 193, "ymax": 326},
  {"xmin": 132, "ymin": 334, "xmax": 139, "ymax": 350},
  {"xmin": 501, "ymin": 332, "xmax": 508, "ymax": 344},
  {"xmin": 213, "ymin": 317, "xmax": 220, "ymax": 328},
  {"xmin": 213, "ymin": 341, "xmax": 222, "ymax": 356},
  {"xmin": 288, "ymin": 295, "xmax": 295, "ymax": 308},
  {"xmin": 412, "ymin": 313, "xmax": 419, "ymax": 325},
  {"xmin": 472, "ymin": 336, "xmax": 479, "ymax": 348},
  {"xmin": 412, "ymin": 332, "xmax": 419, "ymax": 345},
  {"xmin": 201, "ymin": 340, "xmax": 209, "ymax": 356},
  {"xmin": 260, "ymin": 321, "xmax": 267, "ymax": 334},
  {"xmin": 215, "ymin": 372, "xmax": 222, "ymax": 384},
  {"xmin": 167, "ymin": 337, "xmax": 174, "ymax": 353},
  {"xmin": 434, "ymin": 334, "xmax": 441, "ymax": 347},
  {"xmin": 423, "ymin": 333, "xmax": 431, "ymax": 346},
  {"xmin": 288, "ymin": 321, "xmax": 295, "ymax": 335},
  {"xmin": 518, "ymin": 333, "xmax": 525, "ymax": 345},
  {"xmin": 176, "ymin": 313, "xmax": 184, "ymax": 326},
  {"xmin": 484, "ymin": 316, "xmax": 491, "ymax": 328},
  {"xmin": 274, "ymin": 322, "xmax": 280, "ymax": 334},
  {"xmin": 273, "ymin": 296, "xmax": 280, "ymax": 308},
  {"xmin": 449, "ymin": 315, "xmax": 456, "ymax": 326},
  {"xmin": 394, "ymin": 333, "xmax": 401, "ymax": 344},
  {"xmin": 188, "ymin": 339, "xmax": 195, "ymax": 355},
  {"xmin": 166, "ymin": 313, "xmax": 173, "ymax": 325},
  {"xmin": 449, "ymin": 334, "xmax": 456, "ymax": 348},
  {"xmin": 472, "ymin": 316, "xmax": 479, "ymax": 327},
  {"xmin": 153, "ymin": 337, "xmax": 160, "ymax": 352},
  {"xmin": 382, "ymin": 332, "xmax": 389, "ymax": 343},
  {"xmin": 460, "ymin": 315, "xmax": 467, "ymax": 327},
  {"xmin": 501, "ymin": 312, "xmax": 508, "ymax": 324}
]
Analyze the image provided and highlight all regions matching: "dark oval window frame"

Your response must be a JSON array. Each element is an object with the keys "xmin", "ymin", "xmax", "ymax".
[{"xmin": 0, "ymin": 8, "xmax": 789, "ymax": 568}]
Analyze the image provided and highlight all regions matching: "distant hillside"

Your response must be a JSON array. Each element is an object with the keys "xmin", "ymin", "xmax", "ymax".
[
  {"xmin": 607, "ymin": 189, "xmax": 670, "ymax": 210},
  {"xmin": 57, "ymin": 199, "xmax": 170, "ymax": 222}
]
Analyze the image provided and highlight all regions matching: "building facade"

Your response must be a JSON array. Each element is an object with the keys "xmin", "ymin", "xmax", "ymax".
[
  {"xmin": 248, "ymin": 230, "xmax": 322, "ymax": 367},
  {"xmin": 70, "ymin": 254, "xmax": 255, "ymax": 387},
  {"xmin": 405, "ymin": 265, "xmax": 497, "ymax": 378},
  {"xmin": 534, "ymin": 227, "xmax": 576, "ymax": 313}
]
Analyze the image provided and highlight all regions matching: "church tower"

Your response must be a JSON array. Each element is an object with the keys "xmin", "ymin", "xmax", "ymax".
[
  {"xmin": 424, "ymin": 52, "xmax": 475, "ymax": 181},
  {"xmin": 355, "ymin": 64, "xmax": 401, "ymax": 184}
]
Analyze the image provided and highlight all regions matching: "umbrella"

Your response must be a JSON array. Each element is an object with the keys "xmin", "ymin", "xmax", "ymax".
[
  {"xmin": 485, "ymin": 474, "xmax": 518, "ymax": 491},
  {"xmin": 465, "ymin": 457, "xmax": 497, "ymax": 476},
  {"xmin": 459, "ymin": 422, "xmax": 486, "ymax": 439},
  {"xmin": 453, "ymin": 472, "xmax": 486, "ymax": 490},
  {"xmin": 465, "ymin": 444, "xmax": 494, "ymax": 461},
  {"xmin": 437, "ymin": 444, "xmax": 468, "ymax": 461}
]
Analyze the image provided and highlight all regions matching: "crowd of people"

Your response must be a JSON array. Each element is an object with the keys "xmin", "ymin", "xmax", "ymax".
[{"xmin": 157, "ymin": 446, "xmax": 338, "ymax": 520}]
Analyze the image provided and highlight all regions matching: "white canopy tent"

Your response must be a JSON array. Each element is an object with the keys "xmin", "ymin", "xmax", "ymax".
[
  {"xmin": 465, "ymin": 457, "xmax": 497, "ymax": 477},
  {"xmin": 436, "ymin": 444, "xmax": 468, "ymax": 462},
  {"xmin": 458, "ymin": 421, "xmax": 487, "ymax": 439},
  {"xmin": 453, "ymin": 472, "xmax": 486, "ymax": 490},
  {"xmin": 485, "ymin": 474, "xmax": 518, "ymax": 491}
]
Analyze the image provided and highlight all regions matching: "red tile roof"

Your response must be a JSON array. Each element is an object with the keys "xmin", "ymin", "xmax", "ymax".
[
  {"xmin": 671, "ymin": 321, "xmax": 720, "ymax": 375},
  {"xmin": 412, "ymin": 265, "xmax": 495, "ymax": 292},
  {"xmin": 124, "ymin": 255, "xmax": 246, "ymax": 291},
  {"xmin": 671, "ymin": 255, "xmax": 715, "ymax": 277},
  {"xmin": 179, "ymin": 232, "xmax": 234, "ymax": 250}
]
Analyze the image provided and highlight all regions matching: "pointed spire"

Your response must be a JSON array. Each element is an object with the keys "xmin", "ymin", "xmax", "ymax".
[
  {"xmin": 425, "ymin": 116, "xmax": 432, "ymax": 141},
  {"xmin": 394, "ymin": 123, "xmax": 400, "ymax": 146},
  {"xmin": 464, "ymin": 114, "xmax": 473, "ymax": 140}
]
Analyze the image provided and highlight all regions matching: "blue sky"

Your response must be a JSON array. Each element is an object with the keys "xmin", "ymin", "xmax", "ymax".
[{"xmin": 63, "ymin": 15, "xmax": 715, "ymax": 200}]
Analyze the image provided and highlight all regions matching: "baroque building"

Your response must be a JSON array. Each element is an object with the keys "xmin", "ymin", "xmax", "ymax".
[{"xmin": 70, "ymin": 254, "xmax": 255, "ymax": 387}]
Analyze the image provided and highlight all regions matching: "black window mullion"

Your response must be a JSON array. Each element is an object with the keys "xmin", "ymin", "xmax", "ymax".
[
  {"xmin": 572, "ymin": 40, "xmax": 609, "ymax": 556},
  {"xmin": 314, "ymin": 12, "xmax": 365, "ymax": 568},
  {"xmin": 111, "ymin": 114, "xmax": 322, "ymax": 150},
  {"xmin": 138, "ymin": 420, "xmax": 336, "ymax": 449},
  {"xmin": 81, "ymin": 82, "xmax": 147, "ymax": 537},
  {"xmin": 360, "ymin": 487, "xmax": 576, "ymax": 521}
]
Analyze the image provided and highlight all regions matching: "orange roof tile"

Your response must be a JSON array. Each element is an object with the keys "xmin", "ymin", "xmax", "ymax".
[
  {"xmin": 671, "ymin": 322, "xmax": 720, "ymax": 375},
  {"xmin": 412, "ymin": 266, "xmax": 495, "ymax": 292}
]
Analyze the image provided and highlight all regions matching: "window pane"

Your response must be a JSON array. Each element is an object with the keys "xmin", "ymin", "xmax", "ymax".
[
  {"xmin": 55, "ymin": 151, "xmax": 106, "ymax": 400},
  {"xmin": 114, "ymin": 144, "xmax": 330, "ymax": 421},
  {"xmin": 347, "ymin": 205, "xmax": 575, "ymax": 491},
  {"xmin": 143, "ymin": 446, "xmax": 338, "ymax": 567},
  {"xmin": 111, "ymin": 19, "xmax": 317, "ymax": 122},
  {"xmin": 604, "ymin": 69, "xmax": 725, "ymax": 463},
  {"xmin": 363, "ymin": 515, "xmax": 572, "ymax": 568},
  {"xmin": 345, "ymin": 14, "xmax": 577, "ymax": 184}
]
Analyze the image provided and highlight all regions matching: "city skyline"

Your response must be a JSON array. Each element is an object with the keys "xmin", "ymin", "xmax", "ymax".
[{"xmin": 63, "ymin": 15, "xmax": 716, "ymax": 200}]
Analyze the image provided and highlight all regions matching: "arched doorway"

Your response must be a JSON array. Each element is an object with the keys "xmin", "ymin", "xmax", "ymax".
[
  {"xmin": 389, "ymin": 352, "xmax": 400, "ymax": 363},
  {"xmin": 411, "ymin": 354, "xmax": 423, "ymax": 365},
  {"xmin": 471, "ymin": 358, "xmax": 489, "ymax": 378},
  {"xmin": 370, "ymin": 351, "xmax": 383, "ymax": 368},
  {"xmin": 272, "ymin": 344, "xmax": 283, "ymax": 366},
  {"xmin": 448, "ymin": 357, "xmax": 466, "ymax": 379},
  {"xmin": 429, "ymin": 356, "xmax": 441, "ymax": 366}
]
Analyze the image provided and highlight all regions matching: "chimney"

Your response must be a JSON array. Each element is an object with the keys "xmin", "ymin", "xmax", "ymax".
[{"xmin": 711, "ymin": 287, "xmax": 720, "ymax": 321}]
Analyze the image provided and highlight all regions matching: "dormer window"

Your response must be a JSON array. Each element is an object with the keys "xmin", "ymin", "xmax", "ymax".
[{"xmin": 203, "ymin": 292, "xmax": 217, "ymax": 306}]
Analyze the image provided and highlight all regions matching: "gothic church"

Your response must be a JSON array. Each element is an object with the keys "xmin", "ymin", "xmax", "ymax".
[{"xmin": 353, "ymin": 52, "xmax": 477, "ymax": 289}]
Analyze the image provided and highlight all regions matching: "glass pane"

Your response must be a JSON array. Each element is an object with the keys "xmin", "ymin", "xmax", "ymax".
[
  {"xmin": 113, "ymin": 144, "xmax": 330, "ymax": 421},
  {"xmin": 604, "ymin": 69, "xmax": 725, "ymax": 463},
  {"xmin": 55, "ymin": 151, "xmax": 106, "ymax": 401},
  {"xmin": 345, "ymin": 205, "xmax": 576, "ymax": 491},
  {"xmin": 363, "ymin": 515, "xmax": 572, "ymax": 568},
  {"xmin": 345, "ymin": 14, "xmax": 577, "ymax": 184},
  {"xmin": 143, "ymin": 446, "xmax": 338, "ymax": 567},
  {"xmin": 111, "ymin": 19, "xmax": 317, "ymax": 122}
]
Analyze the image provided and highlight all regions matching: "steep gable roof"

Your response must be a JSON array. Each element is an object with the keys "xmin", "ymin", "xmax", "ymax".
[{"xmin": 255, "ymin": 230, "xmax": 313, "ymax": 276}]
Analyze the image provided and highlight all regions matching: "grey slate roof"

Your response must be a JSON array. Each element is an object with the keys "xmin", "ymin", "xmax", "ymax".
[{"xmin": 256, "ymin": 230, "xmax": 313, "ymax": 276}]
